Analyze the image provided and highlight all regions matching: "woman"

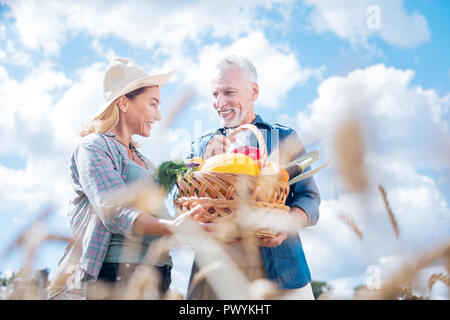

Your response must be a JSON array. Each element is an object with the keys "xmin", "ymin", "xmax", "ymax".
[{"xmin": 48, "ymin": 58, "xmax": 204, "ymax": 299}]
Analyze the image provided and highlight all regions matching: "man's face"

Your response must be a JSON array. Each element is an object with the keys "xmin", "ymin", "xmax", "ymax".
[{"xmin": 211, "ymin": 66, "xmax": 256, "ymax": 128}]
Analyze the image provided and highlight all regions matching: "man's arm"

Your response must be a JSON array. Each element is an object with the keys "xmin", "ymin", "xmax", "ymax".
[
  {"xmin": 187, "ymin": 132, "xmax": 218, "ymax": 160},
  {"xmin": 257, "ymin": 129, "xmax": 320, "ymax": 247},
  {"xmin": 282, "ymin": 130, "xmax": 321, "ymax": 228}
]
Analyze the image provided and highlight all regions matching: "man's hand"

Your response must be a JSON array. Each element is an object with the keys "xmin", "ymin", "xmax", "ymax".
[
  {"xmin": 167, "ymin": 204, "xmax": 210, "ymax": 233},
  {"xmin": 256, "ymin": 232, "xmax": 287, "ymax": 247},
  {"xmin": 204, "ymin": 135, "xmax": 232, "ymax": 159},
  {"xmin": 254, "ymin": 207, "xmax": 308, "ymax": 247}
]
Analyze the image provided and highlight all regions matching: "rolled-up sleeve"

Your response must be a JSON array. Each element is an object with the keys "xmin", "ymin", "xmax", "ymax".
[
  {"xmin": 75, "ymin": 142, "xmax": 141, "ymax": 239},
  {"xmin": 281, "ymin": 131, "xmax": 321, "ymax": 227},
  {"xmin": 289, "ymin": 175, "xmax": 321, "ymax": 226}
]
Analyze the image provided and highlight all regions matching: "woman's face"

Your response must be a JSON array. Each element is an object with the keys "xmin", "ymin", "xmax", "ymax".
[{"xmin": 124, "ymin": 86, "xmax": 162, "ymax": 137}]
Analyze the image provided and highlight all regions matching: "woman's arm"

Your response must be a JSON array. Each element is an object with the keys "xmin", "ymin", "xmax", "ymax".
[
  {"xmin": 133, "ymin": 214, "xmax": 171, "ymax": 236},
  {"xmin": 77, "ymin": 138, "xmax": 209, "ymax": 239},
  {"xmin": 133, "ymin": 205, "xmax": 206, "ymax": 236},
  {"xmin": 75, "ymin": 140, "xmax": 144, "ymax": 239}
]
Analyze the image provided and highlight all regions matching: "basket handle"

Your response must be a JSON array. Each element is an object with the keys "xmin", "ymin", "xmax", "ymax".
[{"xmin": 226, "ymin": 124, "xmax": 269, "ymax": 168}]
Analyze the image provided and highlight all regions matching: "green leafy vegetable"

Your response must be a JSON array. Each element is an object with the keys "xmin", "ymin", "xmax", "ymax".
[{"xmin": 154, "ymin": 160, "xmax": 196, "ymax": 193}]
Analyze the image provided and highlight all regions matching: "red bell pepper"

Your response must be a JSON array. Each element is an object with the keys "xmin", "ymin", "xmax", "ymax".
[{"xmin": 232, "ymin": 146, "xmax": 261, "ymax": 162}]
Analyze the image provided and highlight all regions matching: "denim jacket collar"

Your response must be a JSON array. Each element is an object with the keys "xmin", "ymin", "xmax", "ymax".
[
  {"xmin": 214, "ymin": 114, "xmax": 273, "ymax": 136},
  {"xmin": 253, "ymin": 114, "xmax": 273, "ymax": 130}
]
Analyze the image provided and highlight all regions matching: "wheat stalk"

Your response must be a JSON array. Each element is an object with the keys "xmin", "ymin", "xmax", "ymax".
[
  {"xmin": 363, "ymin": 241, "xmax": 450, "ymax": 299},
  {"xmin": 334, "ymin": 118, "xmax": 368, "ymax": 192},
  {"xmin": 161, "ymin": 88, "xmax": 195, "ymax": 130},
  {"xmin": 338, "ymin": 214, "xmax": 363, "ymax": 241},
  {"xmin": 428, "ymin": 273, "xmax": 450, "ymax": 294},
  {"xmin": 378, "ymin": 185, "xmax": 400, "ymax": 240}
]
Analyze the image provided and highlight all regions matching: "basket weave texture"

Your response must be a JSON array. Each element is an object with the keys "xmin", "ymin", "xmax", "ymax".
[{"xmin": 173, "ymin": 124, "xmax": 290, "ymax": 238}]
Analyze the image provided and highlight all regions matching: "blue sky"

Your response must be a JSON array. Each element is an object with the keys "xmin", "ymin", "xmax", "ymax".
[{"xmin": 0, "ymin": 0, "xmax": 449, "ymax": 298}]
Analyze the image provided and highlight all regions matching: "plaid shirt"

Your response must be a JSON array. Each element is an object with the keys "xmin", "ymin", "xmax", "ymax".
[{"xmin": 48, "ymin": 131, "xmax": 155, "ymax": 299}]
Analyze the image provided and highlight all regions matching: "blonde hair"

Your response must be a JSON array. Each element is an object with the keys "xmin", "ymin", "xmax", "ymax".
[{"xmin": 79, "ymin": 101, "xmax": 139, "ymax": 148}]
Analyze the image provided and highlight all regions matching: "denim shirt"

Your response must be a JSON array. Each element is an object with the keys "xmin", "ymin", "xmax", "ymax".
[{"xmin": 188, "ymin": 114, "xmax": 321, "ymax": 289}]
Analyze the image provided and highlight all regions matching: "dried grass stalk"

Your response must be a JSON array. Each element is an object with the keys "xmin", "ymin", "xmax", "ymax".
[
  {"xmin": 169, "ymin": 215, "xmax": 251, "ymax": 299},
  {"xmin": 163, "ymin": 289, "xmax": 184, "ymax": 300},
  {"xmin": 122, "ymin": 265, "xmax": 161, "ymax": 300},
  {"xmin": 428, "ymin": 273, "xmax": 450, "ymax": 294},
  {"xmin": 363, "ymin": 241, "xmax": 450, "ymax": 300},
  {"xmin": 338, "ymin": 214, "xmax": 363, "ymax": 241},
  {"xmin": 272, "ymin": 133, "xmax": 304, "ymax": 166},
  {"xmin": 247, "ymin": 279, "xmax": 281, "ymax": 300},
  {"xmin": 334, "ymin": 118, "xmax": 368, "ymax": 192},
  {"xmin": 161, "ymin": 88, "xmax": 195, "ymax": 129},
  {"xmin": 378, "ymin": 185, "xmax": 400, "ymax": 239},
  {"xmin": 2, "ymin": 206, "xmax": 53, "ymax": 259}
]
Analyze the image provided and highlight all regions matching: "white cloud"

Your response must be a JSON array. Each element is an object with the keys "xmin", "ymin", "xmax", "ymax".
[
  {"xmin": 302, "ymin": 194, "xmax": 372, "ymax": 281},
  {"xmin": 0, "ymin": 62, "xmax": 103, "ymax": 217},
  {"xmin": 50, "ymin": 62, "xmax": 106, "ymax": 152},
  {"xmin": 327, "ymin": 276, "xmax": 362, "ymax": 299},
  {"xmin": 0, "ymin": 160, "xmax": 72, "ymax": 214},
  {"xmin": 12, "ymin": 217, "xmax": 25, "ymax": 225},
  {"xmin": 3, "ymin": 1, "xmax": 323, "ymax": 112},
  {"xmin": 378, "ymin": 256, "xmax": 448, "ymax": 299},
  {"xmin": 0, "ymin": 38, "xmax": 32, "ymax": 66},
  {"xmin": 140, "ymin": 125, "xmax": 193, "ymax": 166},
  {"xmin": 3, "ymin": 0, "xmax": 293, "ymax": 55},
  {"xmin": 0, "ymin": 64, "xmax": 72, "ymax": 155},
  {"xmin": 0, "ymin": 21, "xmax": 32, "ymax": 66},
  {"xmin": 5, "ymin": 0, "xmax": 68, "ymax": 55},
  {"xmin": 419, "ymin": 265, "xmax": 450, "ymax": 299},
  {"xmin": 91, "ymin": 39, "xmax": 118, "ymax": 62},
  {"xmin": 161, "ymin": 31, "xmax": 325, "ymax": 110},
  {"xmin": 0, "ymin": 57, "xmax": 194, "ymax": 220},
  {"xmin": 0, "ymin": 23, "xmax": 5, "ymax": 39},
  {"xmin": 303, "ymin": 169, "xmax": 449, "ymax": 285},
  {"xmin": 298, "ymin": 64, "xmax": 449, "ymax": 169},
  {"xmin": 304, "ymin": 0, "xmax": 430, "ymax": 48}
]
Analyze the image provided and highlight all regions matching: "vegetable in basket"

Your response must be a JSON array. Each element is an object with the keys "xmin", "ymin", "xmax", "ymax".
[
  {"xmin": 154, "ymin": 153, "xmax": 261, "ymax": 193},
  {"xmin": 154, "ymin": 160, "xmax": 197, "ymax": 193},
  {"xmin": 199, "ymin": 153, "xmax": 260, "ymax": 176}
]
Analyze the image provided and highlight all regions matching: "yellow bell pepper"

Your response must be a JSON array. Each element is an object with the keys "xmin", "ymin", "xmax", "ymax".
[{"xmin": 199, "ymin": 153, "xmax": 260, "ymax": 176}]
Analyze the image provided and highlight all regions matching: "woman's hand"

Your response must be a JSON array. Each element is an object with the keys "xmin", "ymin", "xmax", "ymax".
[
  {"xmin": 133, "ymin": 204, "xmax": 209, "ymax": 236},
  {"xmin": 166, "ymin": 204, "xmax": 211, "ymax": 234}
]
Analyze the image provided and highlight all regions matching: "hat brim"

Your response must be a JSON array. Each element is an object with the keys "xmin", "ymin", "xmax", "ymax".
[{"xmin": 94, "ymin": 70, "xmax": 175, "ymax": 119}]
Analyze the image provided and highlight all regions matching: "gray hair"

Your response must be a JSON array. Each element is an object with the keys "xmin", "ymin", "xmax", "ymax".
[{"xmin": 215, "ymin": 55, "xmax": 258, "ymax": 84}]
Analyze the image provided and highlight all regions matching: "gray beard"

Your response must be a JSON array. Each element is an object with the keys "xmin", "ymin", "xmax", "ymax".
[{"xmin": 220, "ymin": 108, "xmax": 245, "ymax": 128}]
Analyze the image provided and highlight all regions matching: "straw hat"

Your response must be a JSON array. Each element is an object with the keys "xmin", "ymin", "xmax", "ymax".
[{"xmin": 94, "ymin": 57, "xmax": 174, "ymax": 118}]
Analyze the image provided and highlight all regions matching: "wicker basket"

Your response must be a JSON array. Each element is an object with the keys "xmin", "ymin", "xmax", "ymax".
[{"xmin": 174, "ymin": 124, "xmax": 290, "ymax": 238}]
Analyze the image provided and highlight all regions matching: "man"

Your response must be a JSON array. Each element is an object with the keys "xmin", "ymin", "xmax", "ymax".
[{"xmin": 187, "ymin": 55, "xmax": 320, "ymax": 299}]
